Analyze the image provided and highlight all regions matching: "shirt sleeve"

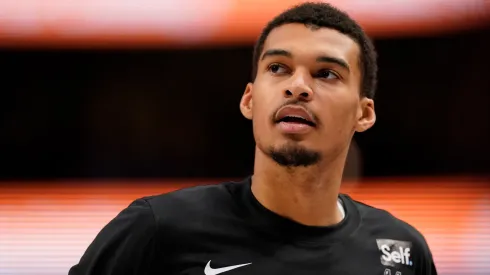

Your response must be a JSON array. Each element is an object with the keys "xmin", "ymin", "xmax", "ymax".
[
  {"xmin": 417, "ymin": 233, "xmax": 438, "ymax": 275},
  {"xmin": 68, "ymin": 198, "xmax": 157, "ymax": 275},
  {"xmin": 423, "ymin": 247, "xmax": 438, "ymax": 275}
]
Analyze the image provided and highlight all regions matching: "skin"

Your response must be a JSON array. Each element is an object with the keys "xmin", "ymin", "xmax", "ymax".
[{"xmin": 239, "ymin": 23, "xmax": 376, "ymax": 227}]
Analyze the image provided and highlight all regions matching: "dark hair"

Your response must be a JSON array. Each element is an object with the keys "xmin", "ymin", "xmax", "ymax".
[{"xmin": 251, "ymin": 2, "xmax": 378, "ymax": 99}]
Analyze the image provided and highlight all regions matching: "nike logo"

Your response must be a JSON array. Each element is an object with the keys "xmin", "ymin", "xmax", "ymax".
[{"xmin": 204, "ymin": 260, "xmax": 251, "ymax": 275}]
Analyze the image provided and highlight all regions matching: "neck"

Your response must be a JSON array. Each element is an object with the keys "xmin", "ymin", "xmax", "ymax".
[{"xmin": 251, "ymin": 146, "xmax": 348, "ymax": 227}]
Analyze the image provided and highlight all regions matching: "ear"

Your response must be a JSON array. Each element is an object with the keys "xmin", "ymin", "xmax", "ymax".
[
  {"xmin": 355, "ymin": 97, "xmax": 376, "ymax": 132},
  {"xmin": 239, "ymin": 83, "xmax": 253, "ymax": 120}
]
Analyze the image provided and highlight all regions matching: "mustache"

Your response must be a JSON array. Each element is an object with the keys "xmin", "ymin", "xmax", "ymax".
[{"xmin": 271, "ymin": 99, "xmax": 319, "ymax": 125}]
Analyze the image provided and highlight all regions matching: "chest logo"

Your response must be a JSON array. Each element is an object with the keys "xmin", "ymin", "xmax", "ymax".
[
  {"xmin": 204, "ymin": 260, "xmax": 252, "ymax": 275},
  {"xmin": 376, "ymin": 239, "xmax": 414, "ymax": 268}
]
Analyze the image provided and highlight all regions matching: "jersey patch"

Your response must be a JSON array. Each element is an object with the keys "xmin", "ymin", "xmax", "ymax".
[{"xmin": 376, "ymin": 239, "xmax": 414, "ymax": 270}]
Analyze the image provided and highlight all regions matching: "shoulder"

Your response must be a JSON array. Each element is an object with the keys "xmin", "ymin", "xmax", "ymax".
[
  {"xmin": 345, "ymin": 194, "xmax": 428, "ymax": 244},
  {"xmin": 134, "ymin": 181, "xmax": 242, "ymax": 231},
  {"xmin": 342, "ymin": 194, "xmax": 437, "ymax": 274},
  {"xmin": 142, "ymin": 181, "xmax": 237, "ymax": 213}
]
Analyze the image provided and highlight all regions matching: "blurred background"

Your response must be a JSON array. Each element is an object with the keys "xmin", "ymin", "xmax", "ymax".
[{"xmin": 0, "ymin": 0, "xmax": 489, "ymax": 274}]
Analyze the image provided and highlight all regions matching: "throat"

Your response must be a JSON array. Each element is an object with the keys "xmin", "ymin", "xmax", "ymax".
[{"xmin": 251, "ymin": 174, "xmax": 344, "ymax": 227}]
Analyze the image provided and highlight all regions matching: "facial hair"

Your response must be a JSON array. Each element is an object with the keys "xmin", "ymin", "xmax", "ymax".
[{"xmin": 267, "ymin": 142, "xmax": 321, "ymax": 167}]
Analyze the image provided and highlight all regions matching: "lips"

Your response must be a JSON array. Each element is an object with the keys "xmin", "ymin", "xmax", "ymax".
[{"xmin": 275, "ymin": 106, "xmax": 316, "ymax": 127}]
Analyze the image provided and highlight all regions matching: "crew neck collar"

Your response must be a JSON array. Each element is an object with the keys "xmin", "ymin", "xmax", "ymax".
[{"xmin": 235, "ymin": 177, "xmax": 361, "ymax": 246}]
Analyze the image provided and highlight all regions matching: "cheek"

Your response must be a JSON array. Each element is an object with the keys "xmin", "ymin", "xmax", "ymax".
[
  {"xmin": 250, "ymin": 98, "xmax": 269, "ymax": 136},
  {"xmin": 320, "ymin": 96, "xmax": 360, "ymax": 132},
  {"xmin": 252, "ymin": 111, "xmax": 274, "ymax": 149},
  {"xmin": 251, "ymin": 88, "xmax": 276, "ymax": 128},
  {"xmin": 252, "ymin": 105, "xmax": 272, "ymax": 137}
]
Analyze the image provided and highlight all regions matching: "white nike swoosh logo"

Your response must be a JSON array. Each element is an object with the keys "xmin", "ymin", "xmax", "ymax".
[{"xmin": 204, "ymin": 260, "xmax": 251, "ymax": 275}]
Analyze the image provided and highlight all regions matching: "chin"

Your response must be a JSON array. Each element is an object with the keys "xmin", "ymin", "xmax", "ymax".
[{"xmin": 267, "ymin": 141, "xmax": 322, "ymax": 167}]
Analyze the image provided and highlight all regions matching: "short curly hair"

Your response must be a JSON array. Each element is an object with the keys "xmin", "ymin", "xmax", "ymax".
[{"xmin": 251, "ymin": 2, "xmax": 378, "ymax": 99}]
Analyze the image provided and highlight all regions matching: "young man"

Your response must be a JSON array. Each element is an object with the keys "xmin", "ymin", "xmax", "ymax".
[{"xmin": 70, "ymin": 2, "xmax": 437, "ymax": 275}]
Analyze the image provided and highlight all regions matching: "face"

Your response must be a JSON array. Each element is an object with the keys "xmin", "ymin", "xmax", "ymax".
[{"xmin": 240, "ymin": 23, "xmax": 375, "ymax": 167}]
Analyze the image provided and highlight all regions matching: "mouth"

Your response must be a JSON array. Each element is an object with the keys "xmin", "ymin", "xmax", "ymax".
[
  {"xmin": 276, "ymin": 116, "xmax": 316, "ymax": 127},
  {"xmin": 275, "ymin": 106, "xmax": 317, "ymax": 127}
]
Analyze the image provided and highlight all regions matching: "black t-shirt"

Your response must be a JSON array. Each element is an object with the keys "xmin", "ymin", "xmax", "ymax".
[{"xmin": 69, "ymin": 177, "xmax": 437, "ymax": 275}]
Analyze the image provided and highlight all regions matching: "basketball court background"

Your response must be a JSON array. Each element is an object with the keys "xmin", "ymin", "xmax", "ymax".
[{"xmin": 1, "ymin": 179, "xmax": 489, "ymax": 274}]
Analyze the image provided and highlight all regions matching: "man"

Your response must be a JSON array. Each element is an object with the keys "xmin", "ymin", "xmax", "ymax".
[{"xmin": 70, "ymin": 2, "xmax": 437, "ymax": 275}]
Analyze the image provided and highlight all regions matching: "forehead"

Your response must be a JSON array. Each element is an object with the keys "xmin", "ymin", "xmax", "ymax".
[{"xmin": 261, "ymin": 23, "xmax": 360, "ymax": 69}]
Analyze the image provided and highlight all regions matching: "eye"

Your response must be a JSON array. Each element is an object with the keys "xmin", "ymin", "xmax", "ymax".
[
  {"xmin": 267, "ymin": 63, "xmax": 289, "ymax": 75},
  {"xmin": 316, "ymin": 69, "xmax": 340, "ymax": 80}
]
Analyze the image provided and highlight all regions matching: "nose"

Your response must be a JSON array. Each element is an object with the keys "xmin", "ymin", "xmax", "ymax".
[{"xmin": 284, "ymin": 72, "xmax": 313, "ymax": 101}]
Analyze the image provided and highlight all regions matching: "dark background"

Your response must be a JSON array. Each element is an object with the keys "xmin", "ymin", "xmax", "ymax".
[{"xmin": 1, "ymin": 27, "xmax": 489, "ymax": 180}]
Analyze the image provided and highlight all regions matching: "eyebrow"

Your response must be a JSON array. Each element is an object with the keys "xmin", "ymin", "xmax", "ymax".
[
  {"xmin": 261, "ymin": 48, "xmax": 350, "ymax": 72},
  {"xmin": 316, "ymin": 56, "xmax": 350, "ymax": 72},
  {"xmin": 261, "ymin": 49, "xmax": 292, "ymax": 60}
]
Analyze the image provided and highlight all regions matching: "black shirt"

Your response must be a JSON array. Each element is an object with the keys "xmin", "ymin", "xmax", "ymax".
[{"xmin": 69, "ymin": 177, "xmax": 437, "ymax": 275}]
